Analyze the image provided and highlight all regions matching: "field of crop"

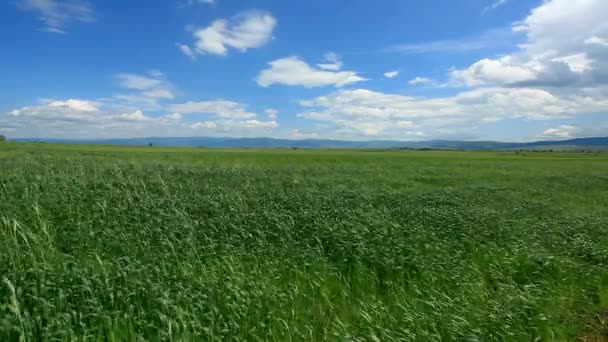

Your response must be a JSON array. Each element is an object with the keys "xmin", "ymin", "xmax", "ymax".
[{"xmin": 1, "ymin": 142, "xmax": 607, "ymax": 341}]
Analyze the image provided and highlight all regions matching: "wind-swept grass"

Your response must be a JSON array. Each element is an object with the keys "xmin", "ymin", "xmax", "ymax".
[{"xmin": 1, "ymin": 143, "xmax": 607, "ymax": 340}]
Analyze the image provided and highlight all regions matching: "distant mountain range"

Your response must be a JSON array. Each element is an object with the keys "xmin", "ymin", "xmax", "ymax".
[{"xmin": 11, "ymin": 136, "xmax": 608, "ymax": 150}]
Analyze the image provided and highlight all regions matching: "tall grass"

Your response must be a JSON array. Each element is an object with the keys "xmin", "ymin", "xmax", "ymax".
[{"xmin": 1, "ymin": 144, "xmax": 607, "ymax": 340}]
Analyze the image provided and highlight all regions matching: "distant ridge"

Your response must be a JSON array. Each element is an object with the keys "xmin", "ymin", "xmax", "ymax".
[{"xmin": 11, "ymin": 136, "xmax": 608, "ymax": 150}]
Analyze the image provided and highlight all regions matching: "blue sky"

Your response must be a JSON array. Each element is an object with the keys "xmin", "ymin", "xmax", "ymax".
[{"xmin": 1, "ymin": 0, "xmax": 607, "ymax": 141}]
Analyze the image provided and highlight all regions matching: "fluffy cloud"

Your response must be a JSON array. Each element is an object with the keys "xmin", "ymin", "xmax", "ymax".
[
  {"xmin": 257, "ymin": 56, "xmax": 367, "ymax": 88},
  {"xmin": 541, "ymin": 125, "xmax": 579, "ymax": 139},
  {"xmin": 17, "ymin": 0, "xmax": 94, "ymax": 33},
  {"xmin": 169, "ymin": 100, "xmax": 256, "ymax": 118},
  {"xmin": 0, "ymin": 99, "xmax": 154, "ymax": 137},
  {"xmin": 451, "ymin": 58, "xmax": 537, "ymax": 86},
  {"xmin": 452, "ymin": 0, "xmax": 608, "ymax": 88},
  {"xmin": 2, "ymin": 98, "xmax": 279, "ymax": 139},
  {"xmin": 384, "ymin": 71, "xmax": 400, "ymax": 78},
  {"xmin": 296, "ymin": 87, "xmax": 608, "ymax": 138},
  {"xmin": 409, "ymin": 77, "xmax": 434, "ymax": 85},
  {"xmin": 182, "ymin": 11, "xmax": 276, "ymax": 56},
  {"xmin": 47, "ymin": 99, "xmax": 99, "ymax": 112}
]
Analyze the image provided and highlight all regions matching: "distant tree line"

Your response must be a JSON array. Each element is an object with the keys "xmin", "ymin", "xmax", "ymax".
[{"xmin": 0, "ymin": 135, "xmax": 6, "ymax": 142}]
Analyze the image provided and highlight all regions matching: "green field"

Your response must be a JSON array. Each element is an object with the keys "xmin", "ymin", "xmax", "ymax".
[{"xmin": 1, "ymin": 142, "xmax": 607, "ymax": 341}]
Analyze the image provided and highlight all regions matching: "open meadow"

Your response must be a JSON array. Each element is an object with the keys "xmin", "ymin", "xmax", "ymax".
[{"xmin": 1, "ymin": 142, "xmax": 608, "ymax": 341}]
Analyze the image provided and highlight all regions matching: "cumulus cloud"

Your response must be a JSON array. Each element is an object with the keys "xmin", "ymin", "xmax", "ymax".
[
  {"xmin": 4, "ymin": 99, "xmax": 152, "ymax": 128},
  {"xmin": 257, "ymin": 56, "xmax": 367, "ymax": 88},
  {"xmin": 409, "ymin": 77, "xmax": 434, "ymax": 85},
  {"xmin": 47, "ymin": 99, "xmax": 99, "ymax": 112},
  {"xmin": 2, "ymin": 97, "xmax": 279, "ymax": 139},
  {"xmin": 384, "ymin": 71, "xmax": 400, "ymax": 78},
  {"xmin": 17, "ymin": 0, "xmax": 94, "ymax": 33},
  {"xmin": 182, "ymin": 11, "xmax": 276, "ymax": 56},
  {"xmin": 296, "ymin": 87, "xmax": 608, "ymax": 138},
  {"xmin": 450, "ymin": 58, "xmax": 537, "ymax": 86},
  {"xmin": 541, "ymin": 125, "xmax": 579, "ymax": 139},
  {"xmin": 452, "ymin": 0, "xmax": 608, "ymax": 88},
  {"xmin": 190, "ymin": 121, "xmax": 218, "ymax": 129}
]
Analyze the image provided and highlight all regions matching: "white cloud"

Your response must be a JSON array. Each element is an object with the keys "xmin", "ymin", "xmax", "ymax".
[
  {"xmin": 408, "ymin": 77, "xmax": 434, "ymax": 85},
  {"xmin": 116, "ymin": 74, "xmax": 163, "ymax": 90},
  {"xmin": 512, "ymin": 0, "xmax": 607, "ymax": 56},
  {"xmin": 541, "ymin": 125, "xmax": 579, "ymax": 139},
  {"xmin": 184, "ymin": 11, "xmax": 276, "ymax": 56},
  {"xmin": 169, "ymin": 100, "xmax": 257, "ymax": 118},
  {"xmin": 191, "ymin": 121, "xmax": 218, "ymax": 129},
  {"xmin": 7, "ymin": 99, "xmax": 151, "ymax": 125},
  {"xmin": 450, "ymin": 58, "xmax": 537, "ymax": 86},
  {"xmin": 164, "ymin": 112, "xmax": 183, "ymax": 121},
  {"xmin": 483, "ymin": 0, "xmax": 508, "ymax": 14},
  {"xmin": 296, "ymin": 87, "xmax": 608, "ymax": 138},
  {"xmin": 47, "ymin": 99, "xmax": 99, "ymax": 112},
  {"xmin": 452, "ymin": 0, "xmax": 608, "ymax": 87},
  {"xmin": 552, "ymin": 53, "xmax": 592, "ymax": 73},
  {"xmin": 17, "ymin": 0, "xmax": 94, "ymax": 33},
  {"xmin": 396, "ymin": 120, "xmax": 416, "ymax": 128},
  {"xmin": 405, "ymin": 131, "xmax": 428, "ymax": 137},
  {"xmin": 190, "ymin": 119, "xmax": 278, "ymax": 132},
  {"xmin": 142, "ymin": 88, "xmax": 175, "ymax": 99},
  {"xmin": 241, "ymin": 119, "xmax": 278, "ymax": 129},
  {"xmin": 257, "ymin": 56, "xmax": 367, "ymax": 88},
  {"xmin": 586, "ymin": 36, "xmax": 608, "ymax": 47},
  {"xmin": 317, "ymin": 52, "xmax": 343, "ymax": 71},
  {"xmin": 384, "ymin": 71, "xmax": 399, "ymax": 78},
  {"xmin": 177, "ymin": 43, "xmax": 196, "ymax": 59},
  {"xmin": 2, "ymin": 98, "xmax": 280, "ymax": 139},
  {"xmin": 116, "ymin": 110, "xmax": 150, "ymax": 122},
  {"xmin": 265, "ymin": 108, "xmax": 278, "ymax": 120},
  {"xmin": 115, "ymin": 72, "xmax": 175, "ymax": 103}
]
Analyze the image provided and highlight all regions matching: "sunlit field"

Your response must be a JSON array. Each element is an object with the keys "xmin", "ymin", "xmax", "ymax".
[{"xmin": 1, "ymin": 142, "xmax": 607, "ymax": 341}]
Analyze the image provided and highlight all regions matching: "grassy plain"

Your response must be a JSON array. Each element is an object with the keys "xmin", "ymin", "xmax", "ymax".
[{"xmin": 1, "ymin": 142, "xmax": 608, "ymax": 341}]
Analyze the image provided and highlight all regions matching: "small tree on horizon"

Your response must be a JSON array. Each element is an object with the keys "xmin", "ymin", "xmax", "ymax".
[{"xmin": 0, "ymin": 135, "xmax": 6, "ymax": 142}]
